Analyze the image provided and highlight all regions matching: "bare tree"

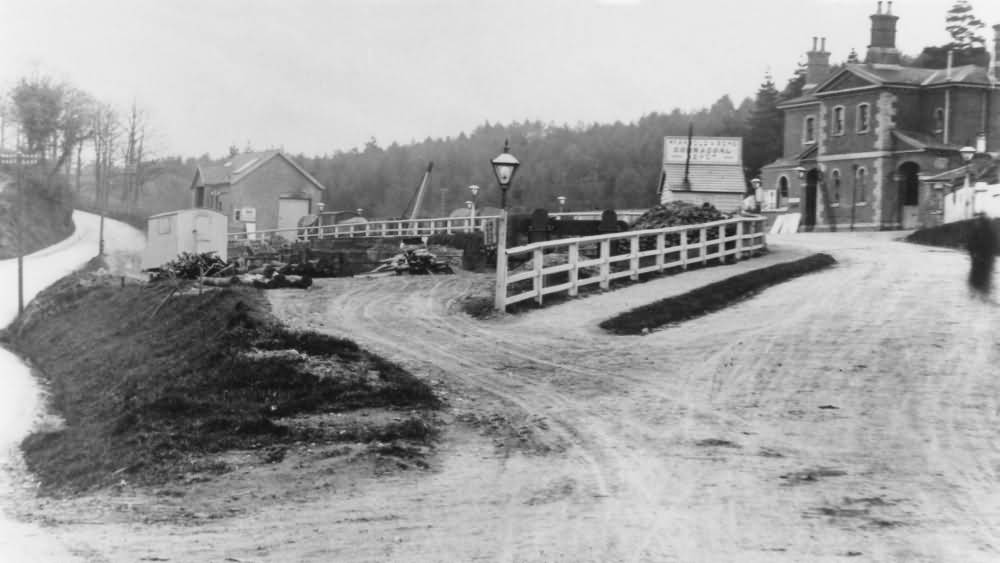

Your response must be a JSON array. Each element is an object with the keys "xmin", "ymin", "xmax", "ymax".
[{"xmin": 92, "ymin": 103, "xmax": 119, "ymax": 209}]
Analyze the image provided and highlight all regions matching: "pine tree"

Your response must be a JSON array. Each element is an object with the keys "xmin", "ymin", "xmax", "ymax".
[
  {"xmin": 945, "ymin": 0, "xmax": 986, "ymax": 50},
  {"xmin": 744, "ymin": 74, "xmax": 783, "ymax": 179}
]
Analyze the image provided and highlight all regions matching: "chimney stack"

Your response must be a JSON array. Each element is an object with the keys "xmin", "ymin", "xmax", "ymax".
[
  {"xmin": 865, "ymin": 1, "xmax": 901, "ymax": 65},
  {"xmin": 804, "ymin": 36, "xmax": 832, "ymax": 93},
  {"xmin": 993, "ymin": 24, "xmax": 1000, "ymax": 83}
]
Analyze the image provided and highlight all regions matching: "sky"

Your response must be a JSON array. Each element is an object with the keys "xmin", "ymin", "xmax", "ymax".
[{"xmin": 2, "ymin": 0, "xmax": 999, "ymax": 159}]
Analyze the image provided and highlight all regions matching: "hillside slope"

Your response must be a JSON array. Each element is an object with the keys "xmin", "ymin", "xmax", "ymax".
[{"xmin": 0, "ymin": 172, "xmax": 74, "ymax": 259}]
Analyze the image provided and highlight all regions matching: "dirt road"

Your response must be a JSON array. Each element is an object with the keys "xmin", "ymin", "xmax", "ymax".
[{"xmin": 25, "ymin": 232, "xmax": 1000, "ymax": 562}]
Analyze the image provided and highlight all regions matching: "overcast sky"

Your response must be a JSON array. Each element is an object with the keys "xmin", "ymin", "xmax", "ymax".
[{"xmin": 2, "ymin": 0, "xmax": 999, "ymax": 159}]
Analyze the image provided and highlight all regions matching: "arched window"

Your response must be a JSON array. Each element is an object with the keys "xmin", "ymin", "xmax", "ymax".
[
  {"xmin": 857, "ymin": 104, "xmax": 871, "ymax": 133},
  {"xmin": 830, "ymin": 169, "xmax": 841, "ymax": 204},
  {"xmin": 832, "ymin": 106, "xmax": 845, "ymax": 135},
  {"xmin": 934, "ymin": 108, "xmax": 945, "ymax": 134},
  {"xmin": 856, "ymin": 167, "xmax": 867, "ymax": 203},
  {"xmin": 804, "ymin": 116, "xmax": 816, "ymax": 144},
  {"xmin": 778, "ymin": 176, "xmax": 789, "ymax": 206}
]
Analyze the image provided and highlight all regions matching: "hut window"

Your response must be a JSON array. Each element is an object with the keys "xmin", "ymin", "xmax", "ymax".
[{"xmin": 157, "ymin": 216, "xmax": 172, "ymax": 235}]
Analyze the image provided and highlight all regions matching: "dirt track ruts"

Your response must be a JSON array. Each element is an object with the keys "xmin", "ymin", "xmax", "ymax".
[
  {"xmin": 20, "ymin": 232, "xmax": 1000, "ymax": 562},
  {"xmin": 261, "ymin": 232, "xmax": 1000, "ymax": 562}
]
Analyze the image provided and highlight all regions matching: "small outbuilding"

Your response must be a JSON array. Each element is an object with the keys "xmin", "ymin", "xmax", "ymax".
[{"xmin": 142, "ymin": 209, "xmax": 228, "ymax": 270}]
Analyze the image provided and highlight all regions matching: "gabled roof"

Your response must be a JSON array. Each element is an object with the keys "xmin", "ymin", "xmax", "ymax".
[
  {"xmin": 813, "ymin": 63, "xmax": 990, "ymax": 95},
  {"xmin": 192, "ymin": 151, "xmax": 325, "ymax": 191},
  {"xmin": 663, "ymin": 163, "xmax": 745, "ymax": 194}
]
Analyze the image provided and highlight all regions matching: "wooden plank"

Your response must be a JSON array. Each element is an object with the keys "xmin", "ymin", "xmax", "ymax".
[
  {"xmin": 629, "ymin": 236, "xmax": 639, "ymax": 281},
  {"xmin": 568, "ymin": 242, "xmax": 579, "ymax": 297},
  {"xmin": 656, "ymin": 233, "xmax": 666, "ymax": 272},
  {"xmin": 533, "ymin": 248, "xmax": 544, "ymax": 305},
  {"xmin": 600, "ymin": 239, "xmax": 611, "ymax": 290}
]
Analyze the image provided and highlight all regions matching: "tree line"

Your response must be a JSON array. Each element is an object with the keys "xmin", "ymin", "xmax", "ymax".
[{"xmin": 2, "ymin": 1, "xmax": 987, "ymax": 219}]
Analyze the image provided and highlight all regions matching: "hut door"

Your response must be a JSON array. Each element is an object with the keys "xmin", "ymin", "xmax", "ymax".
[{"xmin": 193, "ymin": 214, "xmax": 213, "ymax": 254}]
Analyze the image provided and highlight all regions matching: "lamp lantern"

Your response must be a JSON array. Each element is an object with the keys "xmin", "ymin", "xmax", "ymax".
[{"xmin": 490, "ymin": 139, "xmax": 520, "ymax": 209}]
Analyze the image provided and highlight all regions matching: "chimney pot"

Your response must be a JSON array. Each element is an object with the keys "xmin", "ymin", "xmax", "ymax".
[
  {"xmin": 877, "ymin": 1, "xmax": 882, "ymax": 15},
  {"xmin": 812, "ymin": 36, "xmax": 818, "ymax": 51},
  {"xmin": 821, "ymin": 37, "xmax": 827, "ymax": 52},
  {"xmin": 887, "ymin": 1, "xmax": 892, "ymax": 15}
]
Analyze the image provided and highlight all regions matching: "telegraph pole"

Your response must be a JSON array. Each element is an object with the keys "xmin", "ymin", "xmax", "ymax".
[{"xmin": 16, "ymin": 152, "xmax": 24, "ymax": 314}]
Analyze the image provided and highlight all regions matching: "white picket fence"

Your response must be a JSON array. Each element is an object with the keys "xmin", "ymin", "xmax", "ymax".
[
  {"xmin": 228, "ymin": 215, "xmax": 501, "ymax": 243},
  {"xmin": 495, "ymin": 215, "xmax": 767, "ymax": 309}
]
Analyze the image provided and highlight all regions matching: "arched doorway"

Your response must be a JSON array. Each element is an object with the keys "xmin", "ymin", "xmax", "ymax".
[
  {"xmin": 804, "ymin": 168, "xmax": 819, "ymax": 231},
  {"xmin": 899, "ymin": 161, "xmax": 920, "ymax": 229}
]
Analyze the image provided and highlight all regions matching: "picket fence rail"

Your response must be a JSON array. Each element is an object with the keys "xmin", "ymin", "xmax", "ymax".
[
  {"xmin": 228, "ymin": 215, "xmax": 501, "ymax": 243},
  {"xmin": 495, "ymin": 215, "xmax": 767, "ymax": 310}
]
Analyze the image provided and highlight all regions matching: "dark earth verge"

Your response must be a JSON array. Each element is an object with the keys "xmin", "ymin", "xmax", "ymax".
[
  {"xmin": 904, "ymin": 217, "xmax": 1000, "ymax": 253},
  {"xmin": 599, "ymin": 253, "xmax": 837, "ymax": 334},
  {"xmin": 0, "ymin": 263, "xmax": 440, "ymax": 494},
  {"xmin": 0, "ymin": 171, "xmax": 74, "ymax": 260}
]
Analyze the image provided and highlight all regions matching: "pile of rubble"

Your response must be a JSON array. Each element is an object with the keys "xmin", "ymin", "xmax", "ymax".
[{"xmin": 357, "ymin": 244, "xmax": 454, "ymax": 277}]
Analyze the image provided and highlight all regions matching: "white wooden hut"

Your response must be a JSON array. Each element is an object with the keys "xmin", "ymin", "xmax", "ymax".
[{"xmin": 142, "ymin": 209, "xmax": 228, "ymax": 270}]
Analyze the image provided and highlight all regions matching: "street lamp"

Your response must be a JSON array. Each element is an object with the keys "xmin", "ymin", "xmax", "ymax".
[
  {"xmin": 557, "ymin": 195, "xmax": 566, "ymax": 214},
  {"xmin": 960, "ymin": 145, "xmax": 976, "ymax": 218},
  {"xmin": 491, "ymin": 140, "xmax": 520, "ymax": 311},
  {"xmin": 357, "ymin": 208, "xmax": 364, "ymax": 217},
  {"xmin": 491, "ymin": 139, "xmax": 520, "ymax": 210}
]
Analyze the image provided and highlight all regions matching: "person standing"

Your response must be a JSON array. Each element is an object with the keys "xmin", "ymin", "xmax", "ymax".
[{"xmin": 967, "ymin": 213, "xmax": 996, "ymax": 298}]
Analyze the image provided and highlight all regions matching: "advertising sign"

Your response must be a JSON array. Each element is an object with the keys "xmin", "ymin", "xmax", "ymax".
[{"xmin": 663, "ymin": 137, "xmax": 742, "ymax": 165}]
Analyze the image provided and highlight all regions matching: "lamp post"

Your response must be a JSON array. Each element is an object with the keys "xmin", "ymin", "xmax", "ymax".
[
  {"xmin": 468, "ymin": 184, "xmax": 480, "ymax": 228},
  {"xmin": 960, "ymin": 145, "xmax": 976, "ymax": 218},
  {"xmin": 490, "ymin": 140, "xmax": 520, "ymax": 311},
  {"xmin": 557, "ymin": 195, "xmax": 566, "ymax": 215}
]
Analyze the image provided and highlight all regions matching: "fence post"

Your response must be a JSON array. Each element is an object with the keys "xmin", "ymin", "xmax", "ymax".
[
  {"xmin": 736, "ymin": 220, "xmax": 744, "ymax": 259},
  {"xmin": 656, "ymin": 232, "xmax": 665, "ymax": 272},
  {"xmin": 533, "ymin": 247, "xmax": 544, "ymax": 304},
  {"xmin": 494, "ymin": 212, "xmax": 509, "ymax": 311},
  {"xmin": 700, "ymin": 228, "xmax": 707, "ymax": 265},
  {"xmin": 568, "ymin": 242, "xmax": 579, "ymax": 296},
  {"xmin": 629, "ymin": 235, "xmax": 639, "ymax": 281},
  {"xmin": 600, "ymin": 239, "xmax": 611, "ymax": 290},
  {"xmin": 680, "ymin": 230, "xmax": 688, "ymax": 269}
]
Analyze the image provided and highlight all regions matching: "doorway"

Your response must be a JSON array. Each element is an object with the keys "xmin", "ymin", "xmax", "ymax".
[
  {"xmin": 804, "ymin": 169, "xmax": 819, "ymax": 231},
  {"xmin": 899, "ymin": 162, "xmax": 921, "ymax": 229}
]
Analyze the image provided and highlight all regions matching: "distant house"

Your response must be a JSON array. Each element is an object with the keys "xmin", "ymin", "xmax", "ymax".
[
  {"xmin": 190, "ymin": 150, "xmax": 326, "ymax": 234},
  {"xmin": 658, "ymin": 136, "xmax": 747, "ymax": 211}
]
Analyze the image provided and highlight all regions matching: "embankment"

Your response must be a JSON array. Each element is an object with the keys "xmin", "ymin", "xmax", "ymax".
[
  {"xmin": 0, "ymin": 266, "xmax": 440, "ymax": 494},
  {"xmin": 0, "ymin": 171, "xmax": 74, "ymax": 259}
]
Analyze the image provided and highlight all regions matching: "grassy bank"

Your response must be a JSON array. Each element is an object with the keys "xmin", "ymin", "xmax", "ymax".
[
  {"xmin": 1, "ymin": 269, "xmax": 439, "ymax": 493},
  {"xmin": 0, "ymin": 171, "xmax": 74, "ymax": 259},
  {"xmin": 905, "ymin": 217, "xmax": 1000, "ymax": 253},
  {"xmin": 599, "ymin": 253, "xmax": 837, "ymax": 335}
]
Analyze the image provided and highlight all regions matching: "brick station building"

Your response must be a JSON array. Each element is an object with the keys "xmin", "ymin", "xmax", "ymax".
[{"xmin": 760, "ymin": 1, "xmax": 1000, "ymax": 230}]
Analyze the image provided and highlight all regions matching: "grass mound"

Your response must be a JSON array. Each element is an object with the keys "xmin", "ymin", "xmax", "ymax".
[
  {"xmin": 599, "ymin": 253, "xmax": 837, "ymax": 334},
  {"xmin": 3, "ymin": 281, "xmax": 438, "ymax": 493}
]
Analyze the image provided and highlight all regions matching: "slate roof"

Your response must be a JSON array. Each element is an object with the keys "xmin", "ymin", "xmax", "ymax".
[
  {"xmin": 663, "ymin": 163, "xmax": 746, "ymax": 194},
  {"xmin": 193, "ymin": 151, "xmax": 325, "ymax": 191},
  {"xmin": 778, "ymin": 63, "xmax": 991, "ymax": 108}
]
